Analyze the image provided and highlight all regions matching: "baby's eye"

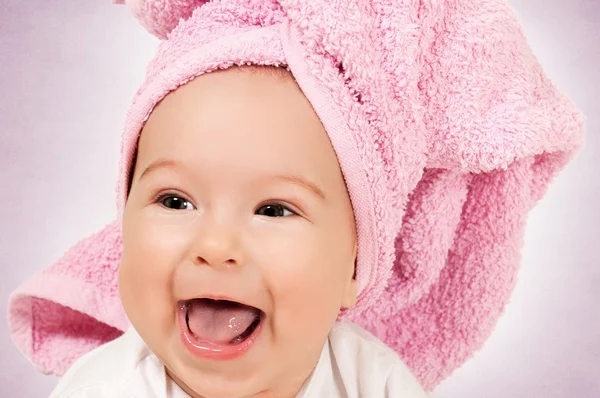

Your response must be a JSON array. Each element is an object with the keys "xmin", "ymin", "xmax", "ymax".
[
  {"xmin": 158, "ymin": 194, "xmax": 196, "ymax": 211},
  {"xmin": 255, "ymin": 204, "xmax": 295, "ymax": 217}
]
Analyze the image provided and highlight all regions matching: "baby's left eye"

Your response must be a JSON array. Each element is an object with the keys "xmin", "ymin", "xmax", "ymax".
[
  {"xmin": 157, "ymin": 194, "xmax": 196, "ymax": 211},
  {"xmin": 255, "ymin": 204, "xmax": 295, "ymax": 217}
]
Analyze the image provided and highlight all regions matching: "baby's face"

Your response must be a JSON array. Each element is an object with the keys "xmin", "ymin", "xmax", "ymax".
[{"xmin": 119, "ymin": 67, "xmax": 357, "ymax": 398}]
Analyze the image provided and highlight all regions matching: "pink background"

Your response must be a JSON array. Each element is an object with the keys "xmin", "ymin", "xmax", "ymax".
[{"xmin": 1, "ymin": 0, "xmax": 598, "ymax": 396}]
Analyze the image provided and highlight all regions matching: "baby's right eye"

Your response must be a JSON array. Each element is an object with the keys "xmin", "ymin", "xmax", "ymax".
[{"xmin": 157, "ymin": 194, "xmax": 196, "ymax": 211}]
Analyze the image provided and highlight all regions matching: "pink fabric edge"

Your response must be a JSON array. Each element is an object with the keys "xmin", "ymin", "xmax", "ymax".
[
  {"xmin": 278, "ymin": 20, "xmax": 377, "ymax": 310},
  {"xmin": 8, "ymin": 273, "xmax": 129, "ymax": 373}
]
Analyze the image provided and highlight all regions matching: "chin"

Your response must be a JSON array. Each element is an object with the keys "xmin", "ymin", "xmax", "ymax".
[{"xmin": 172, "ymin": 369, "xmax": 267, "ymax": 398}]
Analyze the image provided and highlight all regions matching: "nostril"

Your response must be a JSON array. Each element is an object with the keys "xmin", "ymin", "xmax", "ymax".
[
  {"xmin": 194, "ymin": 256, "xmax": 237, "ymax": 267},
  {"xmin": 194, "ymin": 256, "xmax": 209, "ymax": 266}
]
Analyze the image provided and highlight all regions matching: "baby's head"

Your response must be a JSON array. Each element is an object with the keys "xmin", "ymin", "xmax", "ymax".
[{"xmin": 119, "ymin": 66, "xmax": 358, "ymax": 397}]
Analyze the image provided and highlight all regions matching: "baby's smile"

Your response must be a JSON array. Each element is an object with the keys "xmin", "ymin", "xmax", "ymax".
[{"xmin": 178, "ymin": 297, "xmax": 265, "ymax": 359}]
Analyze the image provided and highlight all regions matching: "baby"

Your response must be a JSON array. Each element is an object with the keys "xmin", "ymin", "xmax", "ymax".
[
  {"xmin": 49, "ymin": 64, "xmax": 428, "ymax": 397},
  {"xmin": 8, "ymin": 0, "xmax": 584, "ymax": 397}
]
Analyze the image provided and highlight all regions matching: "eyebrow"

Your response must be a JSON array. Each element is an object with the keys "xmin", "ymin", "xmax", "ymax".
[
  {"xmin": 138, "ymin": 158, "xmax": 326, "ymax": 200},
  {"xmin": 274, "ymin": 175, "xmax": 326, "ymax": 200},
  {"xmin": 138, "ymin": 159, "xmax": 181, "ymax": 181}
]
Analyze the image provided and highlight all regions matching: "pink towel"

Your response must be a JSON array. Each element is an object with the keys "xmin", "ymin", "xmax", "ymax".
[{"xmin": 8, "ymin": 0, "xmax": 584, "ymax": 391}]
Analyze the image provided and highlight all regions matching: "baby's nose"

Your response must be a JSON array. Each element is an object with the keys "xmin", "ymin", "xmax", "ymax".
[{"xmin": 190, "ymin": 222, "xmax": 243, "ymax": 269}]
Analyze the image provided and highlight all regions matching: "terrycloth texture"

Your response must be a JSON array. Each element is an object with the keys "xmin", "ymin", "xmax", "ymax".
[
  {"xmin": 111, "ymin": 0, "xmax": 211, "ymax": 39},
  {"xmin": 8, "ymin": 0, "xmax": 584, "ymax": 391}
]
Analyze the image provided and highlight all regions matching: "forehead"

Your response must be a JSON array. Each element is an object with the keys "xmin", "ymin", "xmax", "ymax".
[{"xmin": 136, "ymin": 67, "xmax": 337, "ymax": 179}]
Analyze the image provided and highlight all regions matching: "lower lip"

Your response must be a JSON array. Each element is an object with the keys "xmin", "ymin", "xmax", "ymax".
[{"xmin": 177, "ymin": 305, "xmax": 263, "ymax": 360}]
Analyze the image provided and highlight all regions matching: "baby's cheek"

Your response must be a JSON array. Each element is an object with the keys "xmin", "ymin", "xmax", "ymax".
[
  {"xmin": 128, "ymin": 211, "xmax": 197, "ymax": 272},
  {"xmin": 266, "ymin": 242, "xmax": 344, "ymax": 339},
  {"xmin": 121, "ymin": 215, "xmax": 189, "ymax": 327}
]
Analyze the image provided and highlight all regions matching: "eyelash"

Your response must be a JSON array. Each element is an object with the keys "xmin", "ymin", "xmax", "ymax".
[
  {"xmin": 152, "ymin": 192, "xmax": 299, "ymax": 217},
  {"xmin": 154, "ymin": 192, "xmax": 195, "ymax": 210},
  {"xmin": 255, "ymin": 201, "xmax": 298, "ymax": 217}
]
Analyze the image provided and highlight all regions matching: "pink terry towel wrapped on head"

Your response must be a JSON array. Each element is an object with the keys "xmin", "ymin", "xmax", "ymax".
[{"xmin": 8, "ymin": 0, "xmax": 584, "ymax": 391}]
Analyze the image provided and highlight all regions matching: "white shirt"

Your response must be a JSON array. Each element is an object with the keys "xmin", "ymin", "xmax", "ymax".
[{"xmin": 50, "ymin": 322, "xmax": 429, "ymax": 398}]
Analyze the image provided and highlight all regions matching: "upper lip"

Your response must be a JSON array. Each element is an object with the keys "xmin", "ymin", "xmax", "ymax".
[{"xmin": 178, "ymin": 295, "xmax": 266, "ymax": 314}]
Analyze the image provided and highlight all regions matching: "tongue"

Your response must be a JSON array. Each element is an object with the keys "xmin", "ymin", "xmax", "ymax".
[{"xmin": 186, "ymin": 299, "xmax": 259, "ymax": 345}]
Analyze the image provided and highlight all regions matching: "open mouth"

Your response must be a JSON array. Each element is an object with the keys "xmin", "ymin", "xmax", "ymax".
[{"xmin": 177, "ymin": 298, "xmax": 264, "ymax": 359}]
